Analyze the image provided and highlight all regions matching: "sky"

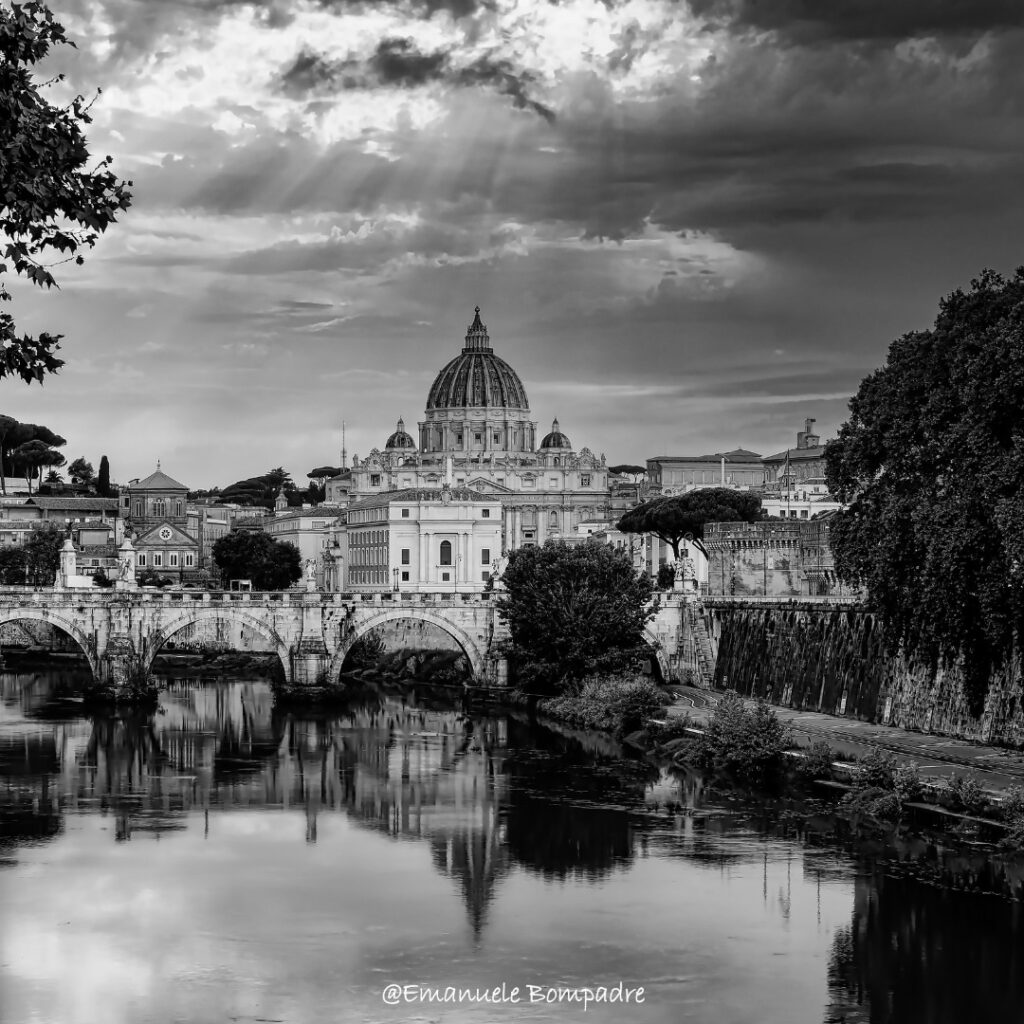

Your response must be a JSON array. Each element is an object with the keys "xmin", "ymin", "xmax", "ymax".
[{"xmin": 5, "ymin": 0, "xmax": 1024, "ymax": 489}]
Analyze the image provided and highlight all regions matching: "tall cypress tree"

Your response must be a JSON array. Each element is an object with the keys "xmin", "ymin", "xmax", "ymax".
[{"xmin": 97, "ymin": 455, "xmax": 110, "ymax": 497}]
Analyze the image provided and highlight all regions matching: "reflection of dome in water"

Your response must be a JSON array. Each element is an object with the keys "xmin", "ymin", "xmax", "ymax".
[
  {"xmin": 425, "ymin": 307, "xmax": 530, "ymax": 412},
  {"xmin": 385, "ymin": 417, "xmax": 416, "ymax": 451},
  {"xmin": 539, "ymin": 417, "xmax": 571, "ymax": 450}
]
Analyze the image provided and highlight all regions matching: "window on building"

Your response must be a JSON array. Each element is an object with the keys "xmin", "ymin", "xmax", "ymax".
[
  {"xmin": 401, "ymin": 571, "xmax": 409, "ymax": 582},
  {"xmin": 401, "ymin": 508, "xmax": 410, "ymax": 518},
  {"xmin": 153, "ymin": 553, "xmax": 162, "ymax": 567},
  {"xmin": 524, "ymin": 531, "xmax": 534, "ymax": 540},
  {"xmin": 134, "ymin": 501, "xmax": 142, "ymax": 516},
  {"xmin": 481, "ymin": 508, "xmax": 491, "ymax": 518},
  {"xmin": 175, "ymin": 501, "xmax": 182, "ymax": 516},
  {"xmin": 154, "ymin": 500, "xmax": 166, "ymax": 517},
  {"xmin": 493, "ymin": 432, "xmax": 500, "ymax": 443},
  {"xmin": 549, "ymin": 478, "xmax": 558, "ymax": 489},
  {"xmin": 439, "ymin": 540, "xmax": 452, "ymax": 565},
  {"xmin": 138, "ymin": 554, "xmax": 147, "ymax": 566},
  {"xmin": 401, "ymin": 549, "xmax": 410, "ymax": 565},
  {"xmin": 800, "ymin": 510, "xmax": 809, "ymax": 519},
  {"xmin": 185, "ymin": 553, "xmax": 194, "ymax": 567},
  {"xmin": 481, "ymin": 547, "xmax": 490, "ymax": 564},
  {"xmin": 482, "ymin": 571, "xmax": 490, "ymax": 582},
  {"xmin": 442, "ymin": 572, "xmax": 450, "ymax": 582},
  {"xmin": 370, "ymin": 474, "xmax": 381, "ymax": 486},
  {"xmin": 581, "ymin": 474, "xmax": 591, "ymax": 487},
  {"xmin": 474, "ymin": 433, "xmax": 481, "ymax": 443},
  {"xmin": 169, "ymin": 552, "xmax": 179, "ymax": 567}
]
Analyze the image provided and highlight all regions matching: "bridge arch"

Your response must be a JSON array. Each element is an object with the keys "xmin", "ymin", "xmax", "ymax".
[
  {"xmin": 329, "ymin": 609, "xmax": 487, "ymax": 684},
  {"xmin": 0, "ymin": 608, "xmax": 99, "ymax": 679},
  {"xmin": 145, "ymin": 607, "xmax": 292, "ymax": 681},
  {"xmin": 643, "ymin": 627, "xmax": 671, "ymax": 682}
]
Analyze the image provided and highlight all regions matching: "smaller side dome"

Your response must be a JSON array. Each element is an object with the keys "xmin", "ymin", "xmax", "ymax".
[
  {"xmin": 385, "ymin": 417, "xmax": 417, "ymax": 451},
  {"xmin": 539, "ymin": 417, "xmax": 572, "ymax": 450}
]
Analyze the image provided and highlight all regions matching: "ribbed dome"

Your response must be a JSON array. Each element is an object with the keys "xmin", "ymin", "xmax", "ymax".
[
  {"xmin": 385, "ymin": 417, "xmax": 416, "ymax": 451},
  {"xmin": 540, "ymin": 417, "xmax": 571, "ymax": 450},
  {"xmin": 425, "ymin": 307, "xmax": 530, "ymax": 411}
]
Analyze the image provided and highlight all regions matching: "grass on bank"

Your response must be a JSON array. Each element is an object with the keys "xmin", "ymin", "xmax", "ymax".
[{"xmin": 535, "ymin": 674, "xmax": 669, "ymax": 735}]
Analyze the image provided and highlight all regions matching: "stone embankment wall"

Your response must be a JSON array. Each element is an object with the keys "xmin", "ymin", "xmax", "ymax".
[{"xmin": 706, "ymin": 602, "xmax": 1024, "ymax": 748}]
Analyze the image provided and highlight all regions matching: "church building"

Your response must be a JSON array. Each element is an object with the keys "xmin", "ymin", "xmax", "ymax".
[{"xmin": 330, "ymin": 308, "xmax": 633, "ymax": 553}]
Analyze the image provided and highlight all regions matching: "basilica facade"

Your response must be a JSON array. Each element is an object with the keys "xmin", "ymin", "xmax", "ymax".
[{"xmin": 329, "ymin": 308, "xmax": 635, "ymax": 553}]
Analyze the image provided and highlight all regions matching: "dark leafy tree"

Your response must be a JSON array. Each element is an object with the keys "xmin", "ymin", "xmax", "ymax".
[
  {"xmin": 0, "ymin": 414, "xmax": 16, "ymax": 494},
  {"xmin": 0, "ymin": 420, "xmax": 64, "ymax": 489},
  {"xmin": 11, "ymin": 438, "xmax": 64, "ymax": 493},
  {"xmin": 96, "ymin": 454, "xmax": 110, "ymax": 496},
  {"xmin": 220, "ymin": 468, "xmax": 296, "ymax": 508},
  {"xmin": 495, "ymin": 540, "xmax": 655, "ymax": 693},
  {"xmin": 616, "ymin": 487, "xmax": 763, "ymax": 558},
  {"xmin": 0, "ymin": 1, "xmax": 133, "ymax": 382},
  {"xmin": 0, "ymin": 545, "xmax": 26, "ymax": 584},
  {"xmin": 826, "ymin": 267, "xmax": 1024, "ymax": 715},
  {"xmin": 23, "ymin": 521, "xmax": 63, "ymax": 584},
  {"xmin": 656, "ymin": 563, "xmax": 676, "ymax": 590},
  {"xmin": 136, "ymin": 567, "xmax": 172, "ymax": 588},
  {"xmin": 212, "ymin": 531, "xmax": 302, "ymax": 591},
  {"xmin": 307, "ymin": 466, "xmax": 341, "ymax": 480},
  {"xmin": 67, "ymin": 456, "xmax": 93, "ymax": 487}
]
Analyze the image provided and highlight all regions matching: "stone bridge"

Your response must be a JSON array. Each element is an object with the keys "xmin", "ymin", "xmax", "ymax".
[{"xmin": 0, "ymin": 587, "xmax": 693, "ymax": 689}]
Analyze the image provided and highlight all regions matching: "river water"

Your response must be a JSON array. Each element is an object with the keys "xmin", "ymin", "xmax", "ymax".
[{"xmin": 1, "ymin": 668, "xmax": 1023, "ymax": 1024}]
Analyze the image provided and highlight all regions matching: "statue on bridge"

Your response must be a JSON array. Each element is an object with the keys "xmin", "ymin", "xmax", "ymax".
[
  {"xmin": 304, "ymin": 558, "xmax": 319, "ymax": 592},
  {"xmin": 674, "ymin": 552, "xmax": 697, "ymax": 593}
]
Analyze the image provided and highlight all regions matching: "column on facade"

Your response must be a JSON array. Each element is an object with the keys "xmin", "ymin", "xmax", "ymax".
[
  {"xmin": 511, "ymin": 507, "xmax": 521, "ymax": 549},
  {"xmin": 461, "ymin": 530, "xmax": 471, "ymax": 586},
  {"xmin": 536, "ymin": 509, "xmax": 547, "ymax": 546},
  {"xmin": 503, "ymin": 506, "xmax": 513, "ymax": 552},
  {"xmin": 420, "ymin": 531, "xmax": 430, "ymax": 587}
]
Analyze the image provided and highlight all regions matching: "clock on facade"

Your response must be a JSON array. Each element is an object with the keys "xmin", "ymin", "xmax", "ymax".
[{"xmin": 158, "ymin": 527, "xmax": 173, "ymax": 540}]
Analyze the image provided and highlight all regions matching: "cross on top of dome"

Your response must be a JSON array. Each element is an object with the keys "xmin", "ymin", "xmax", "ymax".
[{"xmin": 463, "ymin": 305, "xmax": 490, "ymax": 352}]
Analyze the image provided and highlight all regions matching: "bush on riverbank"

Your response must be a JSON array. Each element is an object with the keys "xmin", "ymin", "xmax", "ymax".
[
  {"xmin": 539, "ymin": 675, "xmax": 669, "ymax": 735},
  {"xmin": 688, "ymin": 691, "xmax": 792, "ymax": 789},
  {"xmin": 839, "ymin": 750, "xmax": 923, "ymax": 826},
  {"xmin": 794, "ymin": 739, "xmax": 837, "ymax": 782}
]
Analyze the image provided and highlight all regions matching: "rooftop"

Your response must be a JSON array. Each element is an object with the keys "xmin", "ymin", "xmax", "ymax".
[
  {"xmin": 763, "ymin": 447, "xmax": 827, "ymax": 462},
  {"xmin": 28, "ymin": 497, "xmax": 120, "ymax": 511},
  {"xmin": 128, "ymin": 465, "xmax": 188, "ymax": 491},
  {"xmin": 264, "ymin": 505, "xmax": 349, "ymax": 525},
  {"xmin": 649, "ymin": 448, "xmax": 763, "ymax": 463}
]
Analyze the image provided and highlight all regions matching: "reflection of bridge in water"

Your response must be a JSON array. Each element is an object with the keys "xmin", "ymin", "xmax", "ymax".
[{"xmin": 0, "ymin": 675, "xmax": 534, "ymax": 934}]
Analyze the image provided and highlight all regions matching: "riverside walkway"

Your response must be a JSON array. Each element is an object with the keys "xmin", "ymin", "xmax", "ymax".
[{"xmin": 667, "ymin": 685, "xmax": 1024, "ymax": 796}]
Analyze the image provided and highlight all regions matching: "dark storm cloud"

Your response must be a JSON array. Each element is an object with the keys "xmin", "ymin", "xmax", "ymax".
[
  {"xmin": 277, "ymin": 38, "xmax": 554, "ymax": 120},
  {"xmin": 688, "ymin": 0, "xmax": 1024, "ymax": 44}
]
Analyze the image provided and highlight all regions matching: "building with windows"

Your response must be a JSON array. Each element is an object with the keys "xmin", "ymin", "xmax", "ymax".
[
  {"xmin": 762, "ymin": 418, "xmax": 829, "ymax": 492},
  {"xmin": 122, "ymin": 466, "xmax": 198, "ymax": 581},
  {"xmin": 122, "ymin": 464, "xmax": 189, "ymax": 534},
  {"xmin": 262, "ymin": 506, "xmax": 348, "ymax": 586},
  {"xmin": 337, "ymin": 485, "xmax": 502, "ymax": 593},
  {"xmin": 645, "ymin": 448, "xmax": 765, "ymax": 494},
  {"xmin": 332, "ymin": 307, "xmax": 633, "ymax": 553}
]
